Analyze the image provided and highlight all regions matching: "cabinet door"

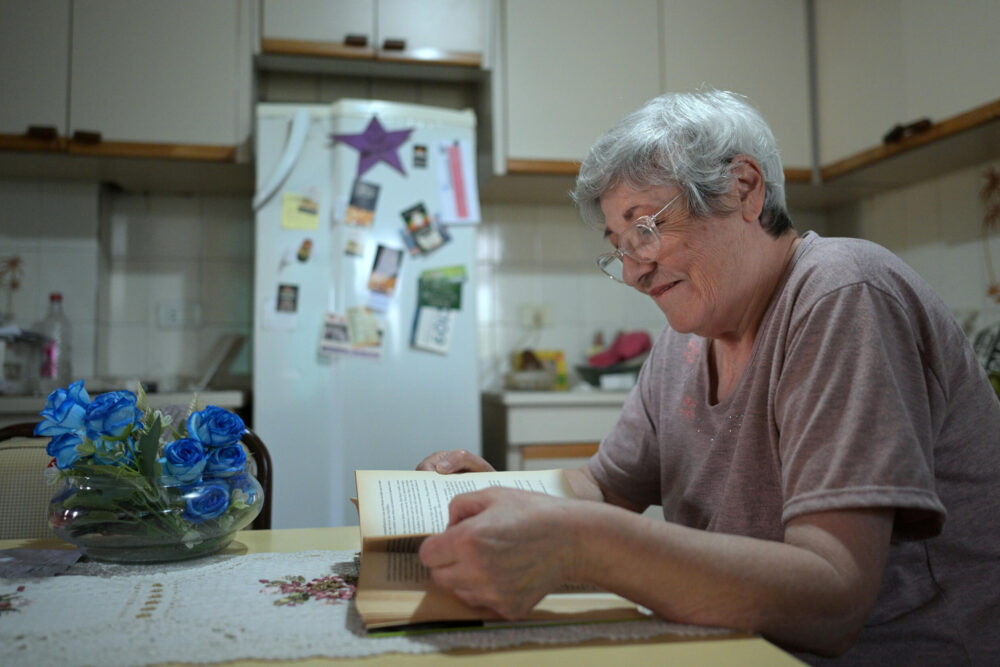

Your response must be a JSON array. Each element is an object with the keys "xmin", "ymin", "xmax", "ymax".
[
  {"xmin": 69, "ymin": 0, "xmax": 250, "ymax": 146},
  {"xmin": 660, "ymin": 0, "xmax": 812, "ymax": 170},
  {"xmin": 377, "ymin": 0, "xmax": 489, "ymax": 55},
  {"xmin": 899, "ymin": 0, "xmax": 1000, "ymax": 127},
  {"xmin": 816, "ymin": 0, "xmax": 1000, "ymax": 166},
  {"xmin": 815, "ymin": 1, "xmax": 906, "ymax": 165},
  {"xmin": 504, "ymin": 0, "xmax": 661, "ymax": 162},
  {"xmin": 0, "ymin": 0, "xmax": 71, "ymax": 136},
  {"xmin": 261, "ymin": 0, "xmax": 375, "ymax": 45}
]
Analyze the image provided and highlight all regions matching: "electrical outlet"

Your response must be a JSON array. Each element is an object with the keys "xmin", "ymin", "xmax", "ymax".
[
  {"xmin": 519, "ymin": 304, "xmax": 553, "ymax": 329},
  {"xmin": 157, "ymin": 300, "xmax": 202, "ymax": 329}
]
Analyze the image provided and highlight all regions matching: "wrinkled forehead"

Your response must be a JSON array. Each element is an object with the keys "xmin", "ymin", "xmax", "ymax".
[{"xmin": 599, "ymin": 183, "xmax": 678, "ymax": 229}]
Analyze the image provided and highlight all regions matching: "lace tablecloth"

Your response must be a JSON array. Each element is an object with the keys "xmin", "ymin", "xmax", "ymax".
[{"xmin": 1, "ymin": 549, "xmax": 730, "ymax": 666}]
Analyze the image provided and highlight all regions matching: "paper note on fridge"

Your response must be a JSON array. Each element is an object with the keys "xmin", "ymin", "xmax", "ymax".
[
  {"xmin": 436, "ymin": 139, "xmax": 480, "ymax": 224},
  {"xmin": 281, "ymin": 192, "xmax": 320, "ymax": 230}
]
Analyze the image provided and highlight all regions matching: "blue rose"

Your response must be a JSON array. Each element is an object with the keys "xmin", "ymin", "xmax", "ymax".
[
  {"xmin": 158, "ymin": 438, "xmax": 207, "ymax": 485},
  {"xmin": 204, "ymin": 444, "xmax": 246, "ymax": 478},
  {"xmin": 46, "ymin": 431, "xmax": 85, "ymax": 469},
  {"xmin": 229, "ymin": 472, "xmax": 259, "ymax": 506},
  {"xmin": 84, "ymin": 391, "xmax": 142, "ymax": 441},
  {"xmin": 35, "ymin": 380, "xmax": 90, "ymax": 437},
  {"xmin": 182, "ymin": 481, "xmax": 230, "ymax": 522},
  {"xmin": 186, "ymin": 406, "xmax": 245, "ymax": 448},
  {"xmin": 92, "ymin": 437, "xmax": 135, "ymax": 466}
]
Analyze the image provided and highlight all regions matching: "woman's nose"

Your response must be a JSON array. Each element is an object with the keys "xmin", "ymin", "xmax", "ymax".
[{"xmin": 621, "ymin": 255, "xmax": 654, "ymax": 287}]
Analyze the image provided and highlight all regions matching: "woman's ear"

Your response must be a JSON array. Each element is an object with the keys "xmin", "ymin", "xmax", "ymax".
[{"xmin": 731, "ymin": 156, "xmax": 765, "ymax": 223}]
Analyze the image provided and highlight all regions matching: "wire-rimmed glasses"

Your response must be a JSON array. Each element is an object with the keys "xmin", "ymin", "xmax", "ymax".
[{"xmin": 597, "ymin": 193, "xmax": 683, "ymax": 283}]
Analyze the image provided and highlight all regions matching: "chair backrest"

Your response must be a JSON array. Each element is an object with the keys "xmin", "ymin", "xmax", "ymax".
[
  {"xmin": 241, "ymin": 428, "xmax": 273, "ymax": 530},
  {"xmin": 0, "ymin": 421, "xmax": 274, "ymax": 538},
  {"xmin": 0, "ymin": 422, "xmax": 54, "ymax": 540}
]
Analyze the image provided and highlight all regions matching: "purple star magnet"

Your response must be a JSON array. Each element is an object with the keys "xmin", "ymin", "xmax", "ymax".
[{"xmin": 331, "ymin": 116, "xmax": 414, "ymax": 178}]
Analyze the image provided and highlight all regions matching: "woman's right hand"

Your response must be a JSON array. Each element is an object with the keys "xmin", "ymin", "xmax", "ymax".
[{"xmin": 417, "ymin": 449, "xmax": 496, "ymax": 473}]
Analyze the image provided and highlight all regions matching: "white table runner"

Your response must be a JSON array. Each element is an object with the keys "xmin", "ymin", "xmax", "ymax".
[{"xmin": 1, "ymin": 550, "xmax": 730, "ymax": 666}]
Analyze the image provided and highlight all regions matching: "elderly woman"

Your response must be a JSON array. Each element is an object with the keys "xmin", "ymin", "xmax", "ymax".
[{"xmin": 417, "ymin": 90, "xmax": 1000, "ymax": 664}]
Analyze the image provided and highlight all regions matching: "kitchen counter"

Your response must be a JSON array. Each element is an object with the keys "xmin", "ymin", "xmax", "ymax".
[
  {"xmin": 0, "ymin": 390, "xmax": 246, "ymax": 429},
  {"xmin": 481, "ymin": 389, "xmax": 631, "ymax": 471}
]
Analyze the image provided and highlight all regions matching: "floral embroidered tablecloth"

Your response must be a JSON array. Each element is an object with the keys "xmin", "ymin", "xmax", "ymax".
[{"xmin": 0, "ymin": 549, "xmax": 729, "ymax": 666}]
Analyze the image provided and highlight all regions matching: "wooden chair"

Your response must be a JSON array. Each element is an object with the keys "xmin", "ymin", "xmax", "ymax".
[
  {"xmin": 0, "ymin": 421, "xmax": 273, "ymax": 539},
  {"xmin": 241, "ymin": 428, "xmax": 273, "ymax": 530},
  {"xmin": 0, "ymin": 422, "xmax": 54, "ymax": 540}
]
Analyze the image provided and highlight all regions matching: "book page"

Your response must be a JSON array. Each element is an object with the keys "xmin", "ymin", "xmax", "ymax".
[{"xmin": 355, "ymin": 469, "xmax": 575, "ymax": 541}]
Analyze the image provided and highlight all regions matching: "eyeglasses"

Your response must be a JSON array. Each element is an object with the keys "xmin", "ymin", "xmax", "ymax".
[{"xmin": 597, "ymin": 193, "xmax": 683, "ymax": 283}]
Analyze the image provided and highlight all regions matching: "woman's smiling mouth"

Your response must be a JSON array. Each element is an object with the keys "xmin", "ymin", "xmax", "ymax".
[{"xmin": 649, "ymin": 280, "xmax": 680, "ymax": 297}]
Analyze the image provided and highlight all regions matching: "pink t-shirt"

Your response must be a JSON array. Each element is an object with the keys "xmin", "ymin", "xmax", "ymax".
[{"xmin": 590, "ymin": 232, "xmax": 1000, "ymax": 664}]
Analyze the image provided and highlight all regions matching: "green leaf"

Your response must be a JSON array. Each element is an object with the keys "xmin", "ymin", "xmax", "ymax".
[
  {"xmin": 66, "ymin": 510, "xmax": 130, "ymax": 527},
  {"xmin": 62, "ymin": 492, "xmax": 122, "ymax": 511},
  {"xmin": 138, "ymin": 416, "xmax": 162, "ymax": 480}
]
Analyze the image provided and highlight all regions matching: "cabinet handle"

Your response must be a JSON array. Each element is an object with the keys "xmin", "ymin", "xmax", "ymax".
[
  {"xmin": 382, "ymin": 38, "xmax": 406, "ymax": 51},
  {"xmin": 344, "ymin": 33, "xmax": 368, "ymax": 47},
  {"xmin": 26, "ymin": 125, "xmax": 59, "ymax": 141},
  {"xmin": 71, "ymin": 130, "xmax": 102, "ymax": 144}
]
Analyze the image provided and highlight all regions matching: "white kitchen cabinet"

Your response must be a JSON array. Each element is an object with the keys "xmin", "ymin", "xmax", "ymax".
[
  {"xmin": 69, "ymin": 0, "xmax": 252, "ymax": 147},
  {"xmin": 660, "ymin": 0, "xmax": 813, "ymax": 170},
  {"xmin": 815, "ymin": 0, "xmax": 1000, "ymax": 166},
  {"xmin": 0, "ymin": 0, "xmax": 71, "ymax": 137},
  {"xmin": 261, "ymin": 0, "xmax": 374, "ymax": 47},
  {"xmin": 502, "ymin": 0, "xmax": 661, "ymax": 165},
  {"xmin": 481, "ymin": 391, "xmax": 630, "ymax": 471},
  {"xmin": 261, "ymin": 0, "xmax": 490, "ymax": 63}
]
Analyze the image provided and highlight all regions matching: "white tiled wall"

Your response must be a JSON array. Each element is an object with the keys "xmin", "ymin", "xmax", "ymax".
[
  {"xmin": 826, "ymin": 159, "xmax": 1000, "ymax": 332},
  {"xmin": 3, "ymin": 159, "xmax": 994, "ymax": 396},
  {"xmin": 475, "ymin": 202, "xmax": 831, "ymax": 390},
  {"xmin": 0, "ymin": 180, "xmax": 101, "ymax": 382},
  {"xmin": 96, "ymin": 191, "xmax": 254, "ymax": 390}
]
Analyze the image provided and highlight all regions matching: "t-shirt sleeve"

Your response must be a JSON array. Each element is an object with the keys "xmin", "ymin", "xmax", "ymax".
[
  {"xmin": 775, "ymin": 282, "xmax": 946, "ymax": 539},
  {"xmin": 589, "ymin": 348, "xmax": 664, "ymax": 508}
]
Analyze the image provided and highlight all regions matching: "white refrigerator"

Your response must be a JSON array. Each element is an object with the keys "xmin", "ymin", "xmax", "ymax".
[{"xmin": 253, "ymin": 100, "xmax": 482, "ymax": 528}]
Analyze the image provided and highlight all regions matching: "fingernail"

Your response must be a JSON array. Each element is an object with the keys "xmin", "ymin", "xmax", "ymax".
[{"xmin": 437, "ymin": 460, "xmax": 452, "ymax": 472}]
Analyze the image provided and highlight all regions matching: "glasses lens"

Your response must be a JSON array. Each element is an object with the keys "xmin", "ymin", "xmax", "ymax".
[
  {"xmin": 620, "ymin": 221, "xmax": 660, "ymax": 261},
  {"xmin": 597, "ymin": 253, "xmax": 625, "ymax": 282}
]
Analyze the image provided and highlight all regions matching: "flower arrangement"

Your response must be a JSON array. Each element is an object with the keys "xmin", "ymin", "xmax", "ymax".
[{"xmin": 37, "ymin": 380, "xmax": 263, "ymax": 562}]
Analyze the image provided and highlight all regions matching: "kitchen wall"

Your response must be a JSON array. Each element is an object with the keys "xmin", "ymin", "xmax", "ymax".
[
  {"xmin": 826, "ymin": 158, "xmax": 1000, "ymax": 336},
  {"xmin": 0, "ymin": 180, "xmax": 100, "ymax": 385},
  {"xmin": 475, "ymin": 201, "xmax": 829, "ymax": 390},
  {"xmin": 1, "ymin": 103, "xmax": 994, "ymax": 398},
  {"xmin": 0, "ymin": 181, "xmax": 253, "ymax": 393},
  {"xmin": 96, "ymin": 190, "xmax": 253, "ymax": 391}
]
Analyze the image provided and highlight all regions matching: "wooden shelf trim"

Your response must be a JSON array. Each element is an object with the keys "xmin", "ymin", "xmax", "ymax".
[
  {"xmin": 820, "ymin": 98, "xmax": 1000, "ymax": 182},
  {"xmin": 507, "ymin": 157, "xmax": 813, "ymax": 184},
  {"xmin": 67, "ymin": 141, "xmax": 237, "ymax": 162},
  {"xmin": 0, "ymin": 134, "xmax": 68, "ymax": 153},
  {"xmin": 506, "ymin": 98, "xmax": 1000, "ymax": 188},
  {"xmin": 820, "ymin": 99, "xmax": 1000, "ymax": 182},
  {"xmin": 520, "ymin": 442, "xmax": 600, "ymax": 460},
  {"xmin": 0, "ymin": 134, "xmax": 237, "ymax": 162},
  {"xmin": 261, "ymin": 37, "xmax": 481, "ymax": 68}
]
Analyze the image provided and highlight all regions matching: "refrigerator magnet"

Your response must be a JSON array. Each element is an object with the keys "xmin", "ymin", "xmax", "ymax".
[
  {"xmin": 367, "ymin": 245, "xmax": 403, "ymax": 296},
  {"xmin": 319, "ymin": 313, "xmax": 352, "ymax": 356},
  {"xmin": 400, "ymin": 202, "xmax": 450, "ymax": 256},
  {"xmin": 276, "ymin": 283, "xmax": 299, "ymax": 313},
  {"xmin": 281, "ymin": 192, "xmax": 320, "ymax": 230},
  {"xmin": 436, "ymin": 139, "xmax": 481, "ymax": 225},
  {"xmin": 413, "ymin": 144, "xmax": 428, "ymax": 168},
  {"xmin": 411, "ymin": 306, "xmax": 456, "ymax": 355},
  {"xmin": 344, "ymin": 180, "xmax": 379, "ymax": 227}
]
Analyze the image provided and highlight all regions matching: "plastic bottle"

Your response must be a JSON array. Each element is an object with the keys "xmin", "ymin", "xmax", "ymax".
[{"xmin": 39, "ymin": 292, "xmax": 72, "ymax": 395}]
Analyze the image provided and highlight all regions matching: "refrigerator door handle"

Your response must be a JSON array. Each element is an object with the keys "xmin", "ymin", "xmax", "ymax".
[{"xmin": 253, "ymin": 108, "xmax": 311, "ymax": 211}]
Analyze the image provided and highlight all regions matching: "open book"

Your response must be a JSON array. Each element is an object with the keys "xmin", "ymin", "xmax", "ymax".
[{"xmin": 354, "ymin": 468, "xmax": 648, "ymax": 631}]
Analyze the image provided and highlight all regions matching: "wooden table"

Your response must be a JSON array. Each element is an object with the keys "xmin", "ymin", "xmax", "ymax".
[{"xmin": 1, "ymin": 527, "xmax": 803, "ymax": 666}]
